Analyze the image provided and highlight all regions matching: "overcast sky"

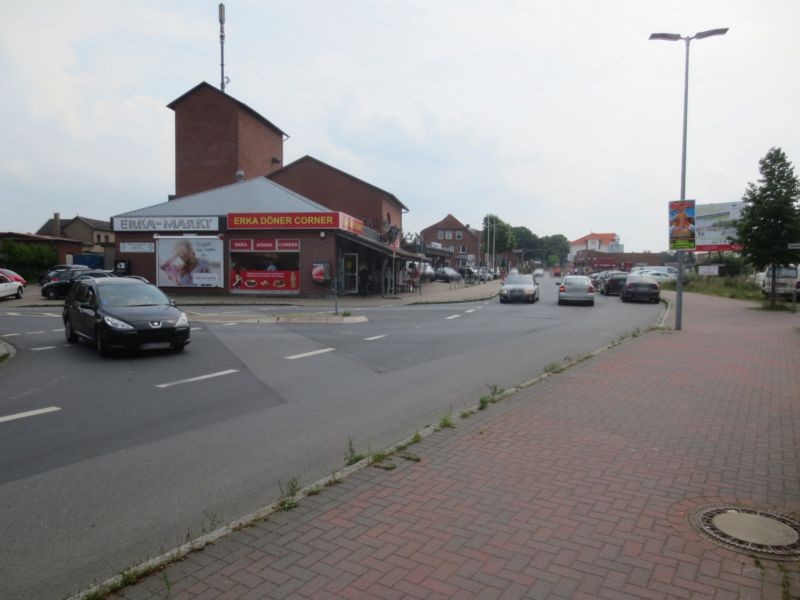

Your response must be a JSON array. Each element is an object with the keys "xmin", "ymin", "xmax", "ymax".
[{"xmin": 2, "ymin": 1, "xmax": 798, "ymax": 252}]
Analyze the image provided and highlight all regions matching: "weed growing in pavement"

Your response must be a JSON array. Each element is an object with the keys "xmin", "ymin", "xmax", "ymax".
[
  {"xmin": 306, "ymin": 486, "xmax": 322, "ymax": 496},
  {"xmin": 345, "ymin": 436, "xmax": 366, "ymax": 466},
  {"xmin": 436, "ymin": 407, "xmax": 455, "ymax": 430},
  {"xmin": 370, "ymin": 451, "xmax": 390, "ymax": 464},
  {"xmin": 342, "ymin": 311, "xmax": 352, "ymax": 317},
  {"xmin": 460, "ymin": 409, "xmax": 475, "ymax": 419},
  {"xmin": 632, "ymin": 327, "xmax": 641, "ymax": 337},
  {"xmin": 399, "ymin": 453, "xmax": 421, "ymax": 462},
  {"xmin": 488, "ymin": 384, "xmax": 504, "ymax": 396},
  {"xmin": 544, "ymin": 362, "xmax": 563, "ymax": 375},
  {"xmin": 325, "ymin": 472, "xmax": 341, "ymax": 486},
  {"xmin": 373, "ymin": 462, "xmax": 397, "ymax": 470},
  {"xmin": 278, "ymin": 477, "xmax": 300, "ymax": 511},
  {"xmin": 478, "ymin": 396, "xmax": 491, "ymax": 410},
  {"xmin": 410, "ymin": 431, "xmax": 422, "ymax": 444}
]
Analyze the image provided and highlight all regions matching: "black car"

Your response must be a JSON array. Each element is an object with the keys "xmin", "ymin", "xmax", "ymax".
[
  {"xmin": 41, "ymin": 270, "xmax": 115, "ymax": 299},
  {"xmin": 38, "ymin": 264, "xmax": 90, "ymax": 285},
  {"xmin": 499, "ymin": 274, "xmax": 540, "ymax": 303},
  {"xmin": 600, "ymin": 272, "xmax": 628, "ymax": 296},
  {"xmin": 63, "ymin": 278, "xmax": 190, "ymax": 356},
  {"xmin": 435, "ymin": 267, "xmax": 462, "ymax": 282},
  {"xmin": 620, "ymin": 274, "xmax": 661, "ymax": 303}
]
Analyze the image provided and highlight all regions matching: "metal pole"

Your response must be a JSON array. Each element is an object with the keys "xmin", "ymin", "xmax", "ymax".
[
  {"xmin": 674, "ymin": 37, "xmax": 691, "ymax": 331},
  {"xmin": 219, "ymin": 4, "xmax": 226, "ymax": 92}
]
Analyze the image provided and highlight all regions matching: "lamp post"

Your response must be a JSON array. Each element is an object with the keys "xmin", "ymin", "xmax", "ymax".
[{"xmin": 649, "ymin": 27, "xmax": 728, "ymax": 331}]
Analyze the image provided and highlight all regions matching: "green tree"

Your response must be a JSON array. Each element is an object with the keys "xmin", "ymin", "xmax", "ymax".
[
  {"xmin": 481, "ymin": 214, "xmax": 514, "ymax": 257},
  {"xmin": 733, "ymin": 147, "xmax": 800, "ymax": 305},
  {"xmin": 0, "ymin": 241, "xmax": 57, "ymax": 280},
  {"xmin": 540, "ymin": 234, "xmax": 570, "ymax": 266}
]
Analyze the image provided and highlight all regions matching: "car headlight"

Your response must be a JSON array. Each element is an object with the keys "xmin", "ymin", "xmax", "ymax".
[
  {"xmin": 524, "ymin": 288, "xmax": 533, "ymax": 295},
  {"xmin": 175, "ymin": 312, "xmax": 189, "ymax": 327},
  {"xmin": 500, "ymin": 288, "xmax": 508, "ymax": 295},
  {"xmin": 103, "ymin": 315, "xmax": 133, "ymax": 330}
]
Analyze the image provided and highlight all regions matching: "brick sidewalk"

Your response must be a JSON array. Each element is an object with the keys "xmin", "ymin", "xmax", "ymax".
[{"xmin": 103, "ymin": 293, "xmax": 800, "ymax": 600}]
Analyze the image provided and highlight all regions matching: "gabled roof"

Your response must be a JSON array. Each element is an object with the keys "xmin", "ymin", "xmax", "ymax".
[
  {"xmin": 167, "ymin": 82, "xmax": 288, "ymax": 139},
  {"xmin": 36, "ymin": 216, "xmax": 112, "ymax": 236},
  {"xmin": 270, "ymin": 155, "xmax": 409, "ymax": 212},
  {"xmin": 0, "ymin": 231, "xmax": 83, "ymax": 244},
  {"xmin": 113, "ymin": 176, "xmax": 330, "ymax": 219},
  {"xmin": 570, "ymin": 232, "xmax": 619, "ymax": 246}
]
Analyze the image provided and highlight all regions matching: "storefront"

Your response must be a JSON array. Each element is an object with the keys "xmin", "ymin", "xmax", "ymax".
[{"xmin": 112, "ymin": 177, "xmax": 418, "ymax": 297}]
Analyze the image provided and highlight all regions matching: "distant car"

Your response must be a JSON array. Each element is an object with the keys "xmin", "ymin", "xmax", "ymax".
[
  {"xmin": 532, "ymin": 268, "xmax": 545, "ymax": 281},
  {"xmin": 644, "ymin": 271, "xmax": 677, "ymax": 283},
  {"xmin": 477, "ymin": 267, "xmax": 492, "ymax": 282},
  {"xmin": 41, "ymin": 270, "xmax": 116, "ymax": 300},
  {"xmin": 0, "ymin": 268, "xmax": 27, "ymax": 287},
  {"xmin": 39, "ymin": 264, "xmax": 91, "ymax": 285},
  {"xmin": 620, "ymin": 274, "xmax": 660, "ymax": 303},
  {"xmin": 0, "ymin": 273, "xmax": 24, "ymax": 300},
  {"xmin": 499, "ymin": 274, "xmax": 540, "ymax": 304},
  {"xmin": 557, "ymin": 275, "xmax": 595, "ymax": 306},
  {"xmin": 600, "ymin": 272, "xmax": 628, "ymax": 296},
  {"xmin": 435, "ymin": 267, "xmax": 462, "ymax": 282},
  {"xmin": 418, "ymin": 264, "xmax": 435, "ymax": 283},
  {"xmin": 63, "ymin": 277, "xmax": 190, "ymax": 356}
]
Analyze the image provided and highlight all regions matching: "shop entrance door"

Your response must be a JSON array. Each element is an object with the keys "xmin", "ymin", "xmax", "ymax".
[{"xmin": 342, "ymin": 253, "xmax": 359, "ymax": 294}]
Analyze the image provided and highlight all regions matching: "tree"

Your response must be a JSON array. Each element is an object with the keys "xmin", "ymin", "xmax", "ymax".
[
  {"xmin": 734, "ymin": 147, "xmax": 800, "ymax": 305},
  {"xmin": 480, "ymin": 214, "xmax": 514, "ymax": 258},
  {"xmin": 540, "ymin": 234, "xmax": 570, "ymax": 266}
]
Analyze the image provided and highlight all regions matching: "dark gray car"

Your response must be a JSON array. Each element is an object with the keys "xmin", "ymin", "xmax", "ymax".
[{"xmin": 499, "ymin": 274, "xmax": 539, "ymax": 303}]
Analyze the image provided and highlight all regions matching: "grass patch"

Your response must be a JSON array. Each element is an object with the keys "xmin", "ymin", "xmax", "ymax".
[
  {"xmin": 278, "ymin": 477, "xmax": 300, "ymax": 511},
  {"xmin": 341, "ymin": 311, "xmax": 352, "ymax": 317},
  {"xmin": 345, "ymin": 436, "xmax": 366, "ymax": 466},
  {"xmin": 661, "ymin": 276, "xmax": 764, "ymax": 301},
  {"xmin": 437, "ymin": 408, "xmax": 455, "ymax": 430},
  {"xmin": 399, "ymin": 453, "xmax": 421, "ymax": 462},
  {"xmin": 306, "ymin": 487, "xmax": 321, "ymax": 496},
  {"xmin": 478, "ymin": 396, "xmax": 491, "ymax": 410},
  {"xmin": 370, "ymin": 451, "xmax": 390, "ymax": 464},
  {"xmin": 544, "ymin": 361, "xmax": 563, "ymax": 375}
]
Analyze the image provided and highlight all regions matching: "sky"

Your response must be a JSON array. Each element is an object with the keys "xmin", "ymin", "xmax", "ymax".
[{"xmin": 1, "ymin": 1, "xmax": 798, "ymax": 253}]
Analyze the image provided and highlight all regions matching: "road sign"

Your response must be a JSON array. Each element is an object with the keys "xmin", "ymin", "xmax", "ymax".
[{"xmin": 789, "ymin": 243, "xmax": 800, "ymax": 249}]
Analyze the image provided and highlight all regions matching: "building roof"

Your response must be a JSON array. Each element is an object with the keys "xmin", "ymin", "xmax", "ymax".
[
  {"xmin": 36, "ymin": 215, "xmax": 112, "ymax": 236},
  {"xmin": 167, "ymin": 82, "xmax": 288, "ymax": 139},
  {"xmin": 270, "ymin": 155, "xmax": 409, "ymax": 212},
  {"xmin": 113, "ymin": 176, "xmax": 331, "ymax": 219},
  {"xmin": 570, "ymin": 232, "xmax": 619, "ymax": 246},
  {"xmin": 422, "ymin": 214, "xmax": 480, "ymax": 240},
  {"xmin": 0, "ymin": 231, "xmax": 83, "ymax": 244}
]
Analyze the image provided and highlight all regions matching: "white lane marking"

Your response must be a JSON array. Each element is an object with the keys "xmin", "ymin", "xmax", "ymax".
[
  {"xmin": 445, "ymin": 314, "xmax": 462, "ymax": 320},
  {"xmin": 2, "ymin": 333, "xmax": 20, "ymax": 337},
  {"xmin": 31, "ymin": 346, "xmax": 56, "ymax": 351},
  {"xmin": 1, "ymin": 312, "xmax": 22, "ymax": 316},
  {"xmin": 220, "ymin": 322, "xmax": 237, "ymax": 327},
  {"xmin": 42, "ymin": 312, "xmax": 61, "ymax": 317},
  {"xmin": 155, "ymin": 369, "xmax": 240, "ymax": 389},
  {"xmin": 25, "ymin": 331, "xmax": 46, "ymax": 335},
  {"xmin": 364, "ymin": 335, "xmax": 386, "ymax": 341},
  {"xmin": 190, "ymin": 327, "xmax": 203, "ymax": 331},
  {"xmin": 464, "ymin": 309, "xmax": 476, "ymax": 313},
  {"xmin": 0, "ymin": 406, "xmax": 61, "ymax": 424},
  {"xmin": 51, "ymin": 328, "xmax": 64, "ymax": 332},
  {"xmin": 284, "ymin": 348, "xmax": 336, "ymax": 360}
]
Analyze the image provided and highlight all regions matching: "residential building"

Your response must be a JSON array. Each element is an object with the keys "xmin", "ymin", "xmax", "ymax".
[
  {"xmin": 420, "ymin": 215, "xmax": 481, "ymax": 268},
  {"xmin": 568, "ymin": 233, "xmax": 623, "ymax": 262}
]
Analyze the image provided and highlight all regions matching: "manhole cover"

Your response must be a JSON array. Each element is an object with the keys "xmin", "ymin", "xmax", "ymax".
[{"xmin": 690, "ymin": 504, "xmax": 800, "ymax": 560}]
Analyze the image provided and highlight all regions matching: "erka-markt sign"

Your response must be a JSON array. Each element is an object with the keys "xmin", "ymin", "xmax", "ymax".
[
  {"xmin": 789, "ymin": 243, "xmax": 800, "ymax": 250},
  {"xmin": 227, "ymin": 212, "xmax": 364, "ymax": 235}
]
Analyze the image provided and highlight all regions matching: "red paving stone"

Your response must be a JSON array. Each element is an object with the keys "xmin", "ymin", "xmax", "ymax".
[{"xmin": 108, "ymin": 293, "xmax": 800, "ymax": 599}]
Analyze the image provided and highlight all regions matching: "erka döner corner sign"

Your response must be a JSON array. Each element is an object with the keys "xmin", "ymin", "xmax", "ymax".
[
  {"xmin": 227, "ymin": 212, "xmax": 364, "ymax": 235},
  {"xmin": 113, "ymin": 217, "xmax": 219, "ymax": 231}
]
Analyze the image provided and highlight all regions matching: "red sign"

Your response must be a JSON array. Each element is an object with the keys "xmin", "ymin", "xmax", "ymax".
[
  {"xmin": 228, "ymin": 212, "xmax": 364, "ymax": 235},
  {"xmin": 277, "ymin": 239, "xmax": 300, "ymax": 251},
  {"xmin": 254, "ymin": 239, "xmax": 277, "ymax": 252},
  {"xmin": 229, "ymin": 239, "xmax": 253, "ymax": 251},
  {"xmin": 230, "ymin": 269, "xmax": 299, "ymax": 292}
]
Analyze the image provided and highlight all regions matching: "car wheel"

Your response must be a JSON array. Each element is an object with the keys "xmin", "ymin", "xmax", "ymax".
[
  {"xmin": 45, "ymin": 287, "xmax": 59, "ymax": 300},
  {"xmin": 64, "ymin": 319, "xmax": 78, "ymax": 344},
  {"xmin": 171, "ymin": 342, "xmax": 187, "ymax": 352},
  {"xmin": 588, "ymin": 300, "xmax": 595, "ymax": 306},
  {"xmin": 95, "ymin": 328, "xmax": 110, "ymax": 357},
  {"xmin": 557, "ymin": 299, "xmax": 564, "ymax": 305},
  {"xmin": 15, "ymin": 287, "xmax": 23, "ymax": 299},
  {"xmin": 621, "ymin": 296, "xmax": 628, "ymax": 302}
]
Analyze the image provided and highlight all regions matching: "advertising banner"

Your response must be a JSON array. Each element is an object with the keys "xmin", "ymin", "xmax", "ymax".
[
  {"xmin": 228, "ymin": 212, "xmax": 364, "ymax": 235},
  {"xmin": 669, "ymin": 200, "xmax": 696, "ymax": 250},
  {"xmin": 230, "ymin": 269, "xmax": 299, "ymax": 292},
  {"xmin": 157, "ymin": 237, "xmax": 223, "ymax": 288},
  {"xmin": 695, "ymin": 202, "xmax": 744, "ymax": 251}
]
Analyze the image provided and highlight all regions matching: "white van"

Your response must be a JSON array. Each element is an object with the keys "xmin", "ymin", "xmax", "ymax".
[
  {"xmin": 763, "ymin": 264, "xmax": 799, "ymax": 298},
  {"xmin": 631, "ymin": 266, "xmax": 678, "ymax": 277}
]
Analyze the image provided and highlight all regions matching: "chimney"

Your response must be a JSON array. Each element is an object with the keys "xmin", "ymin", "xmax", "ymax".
[
  {"xmin": 53, "ymin": 212, "xmax": 61, "ymax": 237},
  {"xmin": 235, "ymin": 169, "xmax": 245, "ymax": 182}
]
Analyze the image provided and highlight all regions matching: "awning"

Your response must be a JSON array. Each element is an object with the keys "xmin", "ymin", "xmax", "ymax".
[{"xmin": 336, "ymin": 231, "xmax": 421, "ymax": 260}]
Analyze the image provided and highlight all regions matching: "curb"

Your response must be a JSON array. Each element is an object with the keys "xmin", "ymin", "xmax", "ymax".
[{"xmin": 0, "ymin": 339, "xmax": 16, "ymax": 363}]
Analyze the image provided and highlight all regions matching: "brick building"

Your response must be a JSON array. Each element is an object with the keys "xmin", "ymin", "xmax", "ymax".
[{"xmin": 420, "ymin": 215, "xmax": 481, "ymax": 268}]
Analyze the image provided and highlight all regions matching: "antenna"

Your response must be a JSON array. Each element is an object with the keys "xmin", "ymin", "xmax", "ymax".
[{"xmin": 218, "ymin": 3, "xmax": 229, "ymax": 92}]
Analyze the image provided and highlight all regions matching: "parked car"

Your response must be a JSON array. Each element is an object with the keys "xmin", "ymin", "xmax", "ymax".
[
  {"xmin": 63, "ymin": 277, "xmax": 190, "ymax": 356},
  {"xmin": 557, "ymin": 275, "xmax": 595, "ymax": 306},
  {"xmin": 499, "ymin": 274, "xmax": 539, "ymax": 304},
  {"xmin": 631, "ymin": 265, "xmax": 678, "ymax": 278},
  {"xmin": 477, "ymin": 267, "xmax": 492, "ymax": 282},
  {"xmin": 600, "ymin": 272, "xmax": 628, "ymax": 296},
  {"xmin": 620, "ymin": 274, "xmax": 661, "ymax": 303},
  {"xmin": 418, "ymin": 264, "xmax": 435, "ymax": 283},
  {"xmin": 435, "ymin": 267, "xmax": 462, "ymax": 282},
  {"xmin": 41, "ymin": 270, "xmax": 116, "ymax": 300},
  {"xmin": 643, "ymin": 270, "xmax": 677, "ymax": 283},
  {"xmin": 39, "ymin": 264, "xmax": 91, "ymax": 285},
  {"xmin": 0, "ymin": 268, "xmax": 27, "ymax": 286},
  {"xmin": 0, "ymin": 273, "xmax": 24, "ymax": 300},
  {"xmin": 762, "ymin": 264, "xmax": 799, "ymax": 299}
]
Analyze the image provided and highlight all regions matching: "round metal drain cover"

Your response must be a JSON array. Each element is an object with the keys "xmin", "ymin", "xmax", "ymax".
[{"xmin": 690, "ymin": 504, "xmax": 800, "ymax": 560}]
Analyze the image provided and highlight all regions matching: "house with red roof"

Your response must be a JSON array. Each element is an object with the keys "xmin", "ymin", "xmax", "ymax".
[{"xmin": 568, "ymin": 233, "xmax": 623, "ymax": 262}]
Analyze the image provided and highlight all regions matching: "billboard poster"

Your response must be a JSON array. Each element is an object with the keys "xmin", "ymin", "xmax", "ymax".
[
  {"xmin": 695, "ymin": 202, "xmax": 744, "ymax": 251},
  {"xmin": 229, "ymin": 238, "xmax": 300, "ymax": 294},
  {"xmin": 157, "ymin": 237, "xmax": 223, "ymax": 287},
  {"xmin": 669, "ymin": 200, "xmax": 696, "ymax": 250}
]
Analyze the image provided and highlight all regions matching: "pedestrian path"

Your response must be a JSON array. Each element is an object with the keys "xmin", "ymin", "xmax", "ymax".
[{"xmin": 86, "ymin": 293, "xmax": 800, "ymax": 599}]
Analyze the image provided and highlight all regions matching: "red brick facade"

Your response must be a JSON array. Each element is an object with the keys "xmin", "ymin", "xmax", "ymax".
[
  {"xmin": 269, "ymin": 156, "xmax": 406, "ymax": 238},
  {"xmin": 421, "ymin": 214, "xmax": 481, "ymax": 267},
  {"xmin": 169, "ymin": 83, "xmax": 285, "ymax": 198}
]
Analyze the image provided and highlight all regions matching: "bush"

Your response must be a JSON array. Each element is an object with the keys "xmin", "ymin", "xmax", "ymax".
[{"xmin": 0, "ymin": 241, "xmax": 57, "ymax": 281}]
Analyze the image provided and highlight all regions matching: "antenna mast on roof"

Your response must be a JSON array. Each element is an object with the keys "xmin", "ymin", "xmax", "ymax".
[{"xmin": 218, "ymin": 3, "xmax": 230, "ymax": 92}]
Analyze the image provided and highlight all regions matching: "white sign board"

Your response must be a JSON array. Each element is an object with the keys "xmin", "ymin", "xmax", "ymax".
[
  {"xmin": 119, "ymin": 242, "xmax": 154, "ymax": 253},
  {"xmin": 156, "ymin": 237, "xmax": 223, "ymax": 288},
  {"xmin": 789, "ymin": 243, "xmax": 800, "ymax": 250},
  {"xmin": 698, "ymin": 265, "xmax": 719, "ymax": 276},
  {"xmin": 114, "ymin": 216, "xmax": 219, "ymax": 232},
  {"xmin": 695, "ymin": 202, "xmax": 743, "ymax": 251}
]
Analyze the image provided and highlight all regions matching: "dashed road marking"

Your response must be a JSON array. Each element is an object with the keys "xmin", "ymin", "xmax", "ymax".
[
  {"xmin": 2, "ymin": 333, "xmax": 20, "ymax": 337},
  {"xmin": 364, "ymin": 335, "xmax": 386, "ymax": 341},
  {"xmin": 156, "ymin": 369, "xmax": 240, "ymax": 389},
  {"xmin": 25, "ymin": 331, "xmax": 46, "ymax": 335},
  {"xmin": 0, "ymin": 406, "xmax": 61, "ymax": 424},
  {"xmin": 465, "ymin": 309, "xmax": 476, "ymax": 313},
  {"xmin": 285, "ymin": 348, "xmax": 336, "ymax": 360},
  {"xmin": 190, "ymin": 327, "xmax": 203, "ymax": 331},
  {"xmin": 51, "ymin": 328, "xmax": 64, "ymax": 332},
  {"xmin": 445, "ymin": 314, "xmax": 462, "ymax": 320},
  {"xmin": 31, "ymin": 346, "xmax": 56, "ymax": 351}
]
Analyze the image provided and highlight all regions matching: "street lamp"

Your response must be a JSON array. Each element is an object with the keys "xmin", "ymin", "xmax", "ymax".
[{"xmin": 649, "ymin": 27, "xmax": 728, "ymax": 331}]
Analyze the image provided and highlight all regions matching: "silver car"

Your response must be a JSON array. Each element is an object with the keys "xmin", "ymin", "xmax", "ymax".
[{"xmin": 557, "ymin": 275, "xmax": 595, "ymax": 306}]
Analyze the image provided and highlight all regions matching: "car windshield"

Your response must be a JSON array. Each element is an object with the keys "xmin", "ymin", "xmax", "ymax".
[
  {"xmin": 97, "ymin": 283, "xmax": 171, "ymax": 307},
  {"xmin": 505, "ymin": 275, "xmax": 534, "ymax": 285}
]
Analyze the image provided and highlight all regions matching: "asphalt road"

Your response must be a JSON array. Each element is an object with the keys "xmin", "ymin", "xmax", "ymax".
[{"xmin": 0, "ymin": 280, "xmax": 662, "ymax": 599}]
